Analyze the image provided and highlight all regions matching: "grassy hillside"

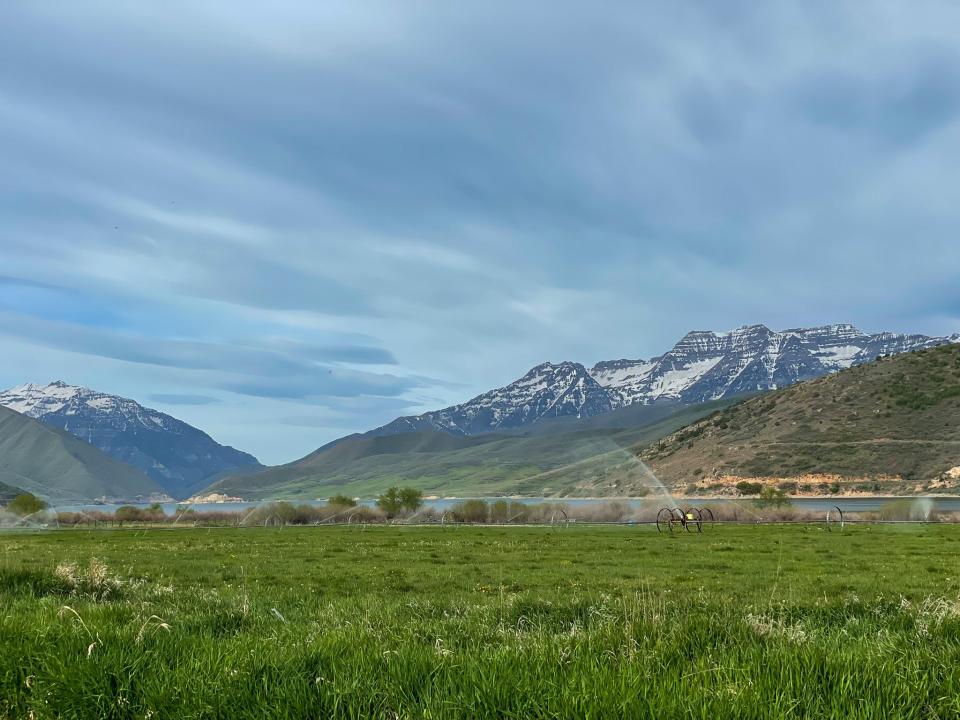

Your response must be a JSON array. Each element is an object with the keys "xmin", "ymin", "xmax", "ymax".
[
  {"xmin": 0, "ymin": 406, "xmax": 163, "ymax": 503},
  {"xmin": 205, "ymin": 400, "xmax": 736, "ymax": 500},
  {"xmin": 642, "ymin": 343, "xmax": 960, "ymax": 492}
]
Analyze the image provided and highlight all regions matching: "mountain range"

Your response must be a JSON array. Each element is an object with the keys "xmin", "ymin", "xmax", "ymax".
[
  {"xmin": 0, "ymin": 382, "xmax": 260, "ymax": 499},
  {"xmin": 206, "ymin": 324, "xmax": 959, "ymax": 500},
  {"xmin": 1, "ymin": 322, "xmax": 956, "ymax": 503},
  {"xmin": 370, "ymin": 324, "xmax": 959, "ymax": 438}
]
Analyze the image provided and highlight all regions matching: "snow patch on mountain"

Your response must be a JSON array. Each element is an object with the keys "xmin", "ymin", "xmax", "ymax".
[
  {"xmin": 372, "ymin": 361, "xmax": 613, "ymax": 437},
  {"xmin": 372, "ymin": 323, "xmax": 958, "ymax": 438}
]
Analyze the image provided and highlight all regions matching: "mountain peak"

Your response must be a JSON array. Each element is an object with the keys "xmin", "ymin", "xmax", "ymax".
[
  {"xmin": 731, "ymin": 323, "xmax": 772, "ymax": 334},
  {"xmin": 371, "ymin": 323, "xmax": 957, "ymax": 438},
  {"xmin": 371, "ymin": 359, "xmax": 610, "ymax": 437},
  {"xmin": 528, "ymin": 360, "xmax": 585, "ymax": 371},
  {"xmin": 0, "ymin": 381, "xmax": 260, "ymax": 499}
]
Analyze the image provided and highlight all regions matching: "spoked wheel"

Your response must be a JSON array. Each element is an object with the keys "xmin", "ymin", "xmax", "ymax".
[
  {"xmin": 656, "ymin": 507, "xmax": 676, "ymax": 534},
  {"xmin": 826, "ymin": 505, "xmax": 844, "ymax": 532},
  {"xmin": 699, "ymin": 507, "xmax": 715, "ymax": 528},
  {"xmin": 683, "ymin": 508, "xmax": 702, "ymax": 533},
  {"xmin": 550, "ymin": 509, "xmax": 570, "ymax": 530}
]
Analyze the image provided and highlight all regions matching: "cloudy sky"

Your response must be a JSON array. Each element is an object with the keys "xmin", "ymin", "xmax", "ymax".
[{"xmin": 2, "ymin": 2, "xmax": 959, "ymax": 463}]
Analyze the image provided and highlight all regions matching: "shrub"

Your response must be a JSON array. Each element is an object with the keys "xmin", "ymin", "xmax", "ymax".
[
  {"xmin": 878, "ymin": 499, "xmax": 933, "ymax": 521},
  {"xmin": 327, "ymin": 494, "xmax": 357, "ymax": 508},
  {"xmin": 113, "ymin": 504, "xmax": 167, "ymax": 524},
  {"xmin": 489, "ymin": 499, "xmax": 511, "ymax": 523},
  {"xmin": 114, "ymin": 505, "xmax": 142, "ymax": 523},
  {"xmin": 348, "ymin": 506, "xmax": 386, "ymax": 523},
  {"xmin": 524, "ymin": 502, "xmax": 571, "ymax": 524},
  {"xmin": 245, "ymin": 502, "xmax": 305, "ymax": 525},
  {"xmin": 507, "ymin": 501, "xmax": 530, "ymax": 522},
  {"xmin": 735, "ymin": 481, "xmax": 763, "ymax": 496},
  {"xmin": 451, "ymin": 499, "xmax": 489, "ymax": 523}
]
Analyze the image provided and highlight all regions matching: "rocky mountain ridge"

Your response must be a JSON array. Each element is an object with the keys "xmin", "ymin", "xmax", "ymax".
[{"xmin": 373, "ymin": 324, "xmax": 959, "ymax": 437}]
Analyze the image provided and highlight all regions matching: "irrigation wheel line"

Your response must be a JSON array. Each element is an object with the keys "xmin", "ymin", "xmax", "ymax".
[
  {"xmin": 550, "ymin": 509, "xmax": 570, "ymax": 530},
  {"xmin": 826, "ymin": 506, "xmax": 844, "ymax": 532},
  {"xmin": 683, "ymin": 508, "xmax": 703, "ymax": 534}
]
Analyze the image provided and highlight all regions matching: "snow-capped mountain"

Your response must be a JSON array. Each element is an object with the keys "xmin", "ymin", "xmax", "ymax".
[
  {"xmin": 375, "ymin": 362, "xmax": 613, "ymax": 436},
  {"xmin": 373, "ymin": 324, "xmax": 958, "ymax": 437},
  {"xmin": 589, "ymin": 323, "xmax": 947, "ymax": 407},
  {"xmin": 0, "ymin": 381, "xmax": 260, "ymax": 499}
]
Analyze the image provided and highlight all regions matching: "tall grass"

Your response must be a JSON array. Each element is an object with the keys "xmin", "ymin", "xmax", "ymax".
[{"xmin": 2, "ymin": 525, "xmax": 960, "ymax": 717}]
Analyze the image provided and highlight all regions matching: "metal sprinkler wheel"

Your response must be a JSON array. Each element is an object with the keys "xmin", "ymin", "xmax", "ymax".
[
  {"xmin": 656, "ymin": 507, "xmax": 685, "ymax": 534},
  {"xmin": 699, "ymin": 507, "xmax": 715, "ymax": 528},
  {"xmin": 826, "ymin": 505, "xmax": 844, "ymax": 532},
  {"xmin": 683, "ymin": 507, "xmax": 702, "ymax": 533},
  {"xmin": 550, "ymin": 509, "xmax": 570, "ymax": 529}
]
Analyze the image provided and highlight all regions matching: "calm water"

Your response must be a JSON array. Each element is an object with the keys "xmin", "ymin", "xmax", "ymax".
[{"xmin": 54, "ymin": 496, "xmax": 960, "ymax": 515}]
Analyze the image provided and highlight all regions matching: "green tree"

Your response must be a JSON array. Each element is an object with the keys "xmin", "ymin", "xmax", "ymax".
[
  {"xmin": 327, "ymin": 494, "xmax": 357, "ymax": 508},
  {"xmin": 6, "ymin": 493, "xmax": 47, "ymax": 517},
  {"xmin": 376, "ymin": 487, "xmax": 403, "ymax": 518},
  {"xmin": 398, "ymin": 487, "xmax": 423, "ymax": 513},
  {"xmin": 755, "ymin": 486, "xmax": 791, "ymax": 509}
]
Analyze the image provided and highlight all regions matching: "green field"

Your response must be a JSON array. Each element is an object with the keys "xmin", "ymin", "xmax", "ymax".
[{"xmin": 3, "ymin": 524, "xmax": 960, "ymax": 718}]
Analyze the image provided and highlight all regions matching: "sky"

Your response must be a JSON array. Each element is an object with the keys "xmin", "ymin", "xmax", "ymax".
[{"xmin": 2, "ymin": 2, "xmax": 960, "ymax": 464}]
